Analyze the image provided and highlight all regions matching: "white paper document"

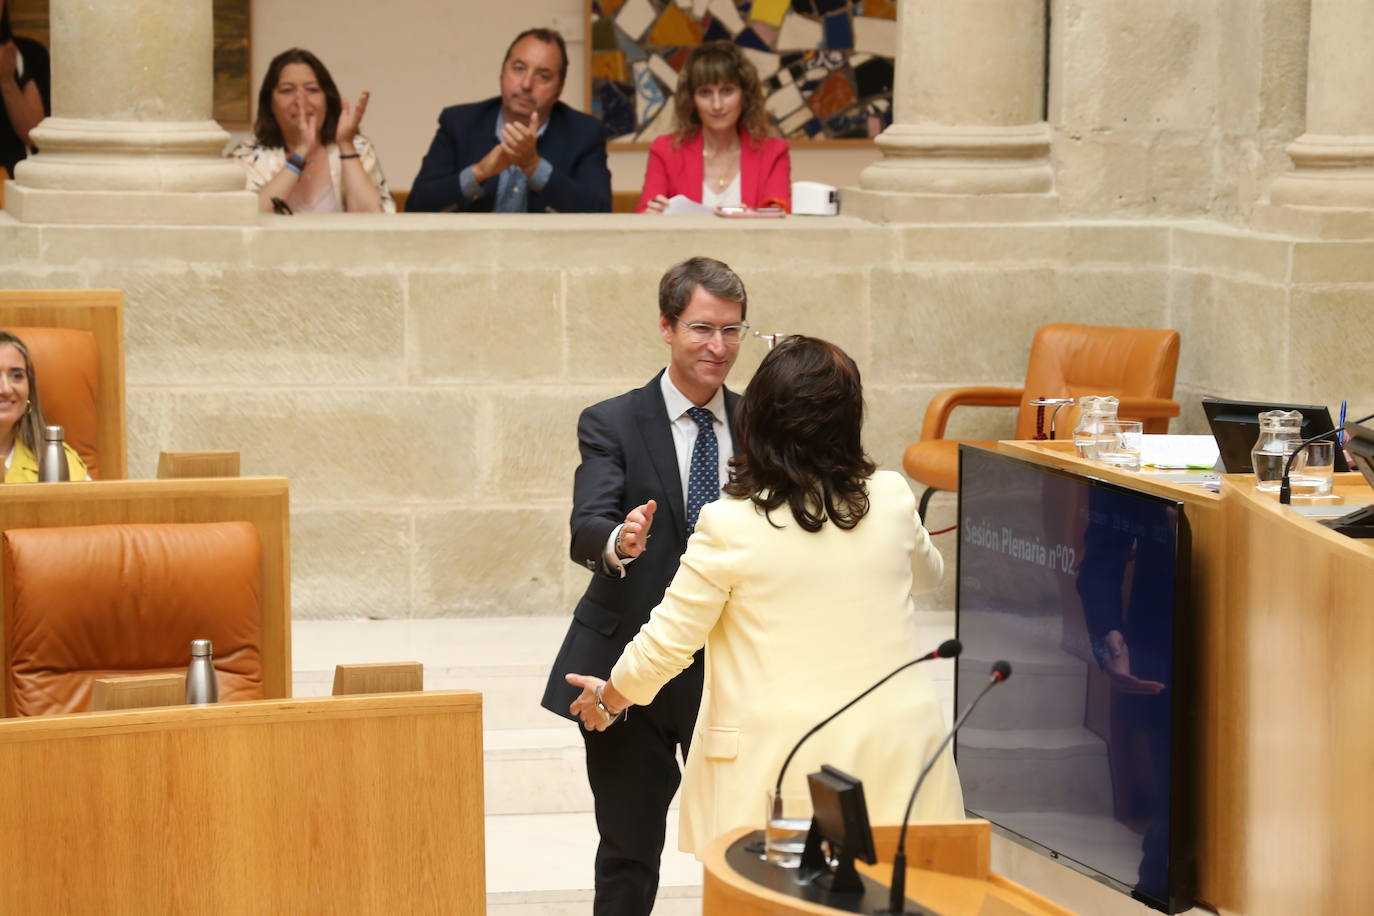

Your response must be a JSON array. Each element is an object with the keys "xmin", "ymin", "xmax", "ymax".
[
  {"xmin": 663, "ymin": 195, "xmax": 715, "ymax": 215},
  {"xmin": 1140, "ymin": 434, "xmax": 1221, "ymax": 469}
]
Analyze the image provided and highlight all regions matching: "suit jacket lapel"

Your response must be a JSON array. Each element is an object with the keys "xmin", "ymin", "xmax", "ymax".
[{"xmin": 635, "ymin": 373, "xmax": 688, "ymax": 546}]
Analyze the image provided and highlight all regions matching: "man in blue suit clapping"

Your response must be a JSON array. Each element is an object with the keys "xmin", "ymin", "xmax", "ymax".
[{"xmin": 406, "ymin": 28, "xmax": 612, "ymax": 213}]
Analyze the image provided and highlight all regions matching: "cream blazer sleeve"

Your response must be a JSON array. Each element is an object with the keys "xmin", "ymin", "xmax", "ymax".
[{"xmin": 610, "ymin": 501, "xmax": 741, "ymax": 706}]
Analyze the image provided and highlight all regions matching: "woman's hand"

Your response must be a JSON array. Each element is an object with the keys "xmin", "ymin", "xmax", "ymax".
[
  {"xmin": 288, "ymin": 103, "xmax": 321, "ymax": 159},
  {"xmin": 335, "ymin": 89, "xmax": 370, "ymax": 149},
  {"xmin": 645, "ymin": 195, "xmax": 669, "ymax": 214},
  {"xmin": 566, "ymin": 673, "xmax": 623, "ymax": 731}
]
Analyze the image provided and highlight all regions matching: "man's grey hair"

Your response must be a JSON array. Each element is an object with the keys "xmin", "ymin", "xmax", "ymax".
[{"xmin": 658, "ymin": 257, "xmax": 748, "ymax": 322}]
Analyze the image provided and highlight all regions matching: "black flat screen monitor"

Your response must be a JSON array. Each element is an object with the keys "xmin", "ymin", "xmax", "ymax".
[
  {"xmin": 1202, "ymin": 397, "xmax": 1349, "ymax": 473},
  {"xmin": 955, "ymin": 445, "xmax": 1196, "ymax": 913},
  {"xmin": 1345, "ymin": 420, "xmax": 1374, "ymax": 488}
]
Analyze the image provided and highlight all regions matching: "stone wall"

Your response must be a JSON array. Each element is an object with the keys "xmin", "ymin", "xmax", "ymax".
[
  {"xmin": 1051, "ymin": 0, "xmax": 1310, "ymax": 223},
  {"xmin": 1, "ymin": 213, "xmax": 1371, "ymax": 621}
]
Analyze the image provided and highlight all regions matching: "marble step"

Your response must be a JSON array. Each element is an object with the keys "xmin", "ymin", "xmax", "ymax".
[
  {"xmin": 485, "ymin": 727, "xmax": 680, "ymax": 816},
  {"xmin": 487, "ymin": 888, "xmax": 702, "ymax": 915},
  {"xmin": 485, "ymin": 810, "xmax": 702, "ymax": 906},
  {"xmin": 954, "ymin": 655, "xmax": 1089, "ymax": 731},
  {"xmin": 957, "ymin": 725, "xmax": 1113, "ymax": 815}
]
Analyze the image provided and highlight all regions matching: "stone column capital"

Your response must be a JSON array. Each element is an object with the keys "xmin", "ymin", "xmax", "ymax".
[
  {"xmin": 1259, "ymin": 0, "xmax": 1374, "ymax": 236},
  {"xmin": 846, "ymin": 0, "xmax": 1056, "ymax": 223},
  {"xmin": 5, "ymin": 0, "xmax": 256, "ymax": 225}
]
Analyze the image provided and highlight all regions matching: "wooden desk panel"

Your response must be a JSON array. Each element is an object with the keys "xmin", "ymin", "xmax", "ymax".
[{"xmin": 0, "ymin": 692, "xmax": 485, "ymax": 915}]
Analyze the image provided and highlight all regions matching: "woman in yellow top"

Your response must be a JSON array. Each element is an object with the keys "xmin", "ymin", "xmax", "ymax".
[
  {"xmin": 0, "ymin": 330, "xmax": 88, "ymax": 481},
  {"xmin": 566, "ymin": 336, "xmax": 962, "ymax": 857}
]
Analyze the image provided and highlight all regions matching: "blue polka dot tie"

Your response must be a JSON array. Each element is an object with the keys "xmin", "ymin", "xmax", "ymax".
[{"xmin": 686, "ymin": 406, "xmax": 719, "ymax": 533}]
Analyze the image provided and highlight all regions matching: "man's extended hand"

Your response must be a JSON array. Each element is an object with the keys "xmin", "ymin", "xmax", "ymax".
[
  {"xmin": 1103, "ymin": 630, "xmax": 1165, "ymax": 695},
  {"xmin": 616, "ymin": 499, "xmax": 657, "ymax": 559}
]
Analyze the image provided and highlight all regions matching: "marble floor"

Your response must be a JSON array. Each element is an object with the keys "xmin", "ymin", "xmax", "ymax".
[{"xmin": 291, "ymin": 614, "xmax": 1202, "ymax": 915}]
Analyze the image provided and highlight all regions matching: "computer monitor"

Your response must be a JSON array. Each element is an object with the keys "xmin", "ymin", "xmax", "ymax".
[
  {"xmin": 1319, "ymin": 421, "xmax": 1374, "ymax": 539},
  {"xmin": 800, "ymin": 765, "xmax": 877, "ymax": 894},
  {"xmin": 1345, "ymin": 420, "xmax": 1374, "ymax": 487},
  {"xmin": 1201, "ymin": 397, "xmax": 1349, "ymax": 473},
  {"xmin": 956, "ymin": 445, "xmax": 1197, "ymax": 913}
]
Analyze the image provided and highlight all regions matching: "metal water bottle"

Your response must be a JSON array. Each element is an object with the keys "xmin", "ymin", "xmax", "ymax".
[
  {"xmin": 38, "ymin": 426, "xmax": 70, "ymax": 482},
  {"xmin": 185, "ymin": 639, "xmax": 220, "ymax": 704}
]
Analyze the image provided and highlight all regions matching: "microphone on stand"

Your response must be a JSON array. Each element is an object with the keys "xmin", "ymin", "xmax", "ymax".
[
  {"xmin": 771, "ymin": 638, "xmax": 962, "ymax": 818},
  {"xmin": 881, "ymin": 660, "xmax": 1013, "ymax": 916},
  {"xmin": 1279, "ymin": 410, "xmax": 1374, "ymax": 504}
]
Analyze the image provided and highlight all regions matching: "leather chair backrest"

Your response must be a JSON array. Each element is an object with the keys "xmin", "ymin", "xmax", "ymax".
[
  {"xmin": 2, "ymin": 521, "xmax": 264, "ymax": 716},
  {"xmin": 1015, "ymin": 323, "xmax": 1181, "ymax": 438},
  {"xmin": 3, "ymin": 326, "xmax": 102, "ymax": 478}
]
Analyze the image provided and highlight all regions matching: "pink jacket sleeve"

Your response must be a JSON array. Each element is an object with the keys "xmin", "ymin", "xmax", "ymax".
[
  {"xmin": 752, "ymin": 138, "xmax": 792, "ymax": 212},
  {"xmin": 635, "ymin": 136, "xmax": 674, "ymax": 213}
]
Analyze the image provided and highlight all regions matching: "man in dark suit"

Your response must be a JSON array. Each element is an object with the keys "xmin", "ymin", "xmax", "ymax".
[
  {"xmin": 542, "ymin": 257, "xmax": 750, "ymax": 915},
  {"xmin": 406, "ymin": 27, "xmax": 610, "ymax": 213}
]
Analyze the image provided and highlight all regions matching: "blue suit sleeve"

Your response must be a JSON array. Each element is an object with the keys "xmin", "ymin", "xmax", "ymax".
[
  {"xmin": 536, "ymin": 120, "xmax": 612, "ymax": 213},
  {"xmin": 407, "ymin": 109, "xmax": 496, "ymax": 212}
]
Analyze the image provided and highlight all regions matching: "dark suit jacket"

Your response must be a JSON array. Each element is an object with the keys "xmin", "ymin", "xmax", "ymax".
[
  {"xmin": 406, "ymin": 97, "xmax": 612, "ymax": 213},
  {"xmin": 541, "ymin": 372, "xmax": 739, "ymax": 721}
]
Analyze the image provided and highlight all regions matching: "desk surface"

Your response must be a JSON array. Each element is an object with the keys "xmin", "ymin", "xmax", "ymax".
[{"xmin": 702, "ymin": 823, "xmax": 1076, "ymax": 916}]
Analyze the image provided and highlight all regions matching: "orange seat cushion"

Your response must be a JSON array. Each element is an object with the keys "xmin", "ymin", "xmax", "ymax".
[
  {"xmin": 3, "ymin": 521, "xmax": 264, "ymax": 716},
  {"xmin": 904, "ymin": 439, "xmax": 999, "ymax": 494},
  {"xmin": 3, "ymin": 326, "xmax": 102, "ymax": 478}
]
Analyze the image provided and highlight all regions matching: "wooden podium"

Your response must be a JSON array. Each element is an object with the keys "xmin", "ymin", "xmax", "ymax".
[
  {"xmin": 0, "ymin": 692, "xmax": 485, "ymax": 915},
  {"xmin": 702, "ymin": 821, "xmax": 1075, "ymax": 915}
]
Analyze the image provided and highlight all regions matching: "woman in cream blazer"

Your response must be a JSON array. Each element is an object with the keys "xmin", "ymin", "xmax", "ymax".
[{"xmin": 568, "ymin": 337, "xmax": 963, "ymax": 857}]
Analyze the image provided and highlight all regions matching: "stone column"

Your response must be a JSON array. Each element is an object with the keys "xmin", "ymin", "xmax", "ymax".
[
  {"xmin": 845, "ymin": 0, "xmax": 1056, "ymax": 223},
  {"xmin": 4, "ymin": 0, "xmax": 256, "ymax": 225},
  {"xmin": 1258, "ymin": 0, "xmax": 1374, "ymax": 237}
]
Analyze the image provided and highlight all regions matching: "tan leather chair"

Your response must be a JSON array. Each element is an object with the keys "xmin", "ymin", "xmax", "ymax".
[
  {"xmin": 0, "ymin": 289, "xmax": 127, "ymax": 478},
  {"xmin": 2, "ymin": 521, "xmax": 265, "ymax": 716},
  {"xmin": 8, "ymin": 326, "xmax": 103, "ymax": 476},
  {"xmin": 904, "ymin": 323, "xmax": 1181, "ymax": 517}
]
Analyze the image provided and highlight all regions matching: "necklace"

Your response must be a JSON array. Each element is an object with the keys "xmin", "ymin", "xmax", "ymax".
[{"xmin": 704, "ymin": 141, "xmax": 738, "ymax": 190}]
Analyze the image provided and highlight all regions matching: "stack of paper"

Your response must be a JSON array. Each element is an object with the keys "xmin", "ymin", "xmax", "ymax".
[{"xmin": 1140, "ymin": 435, "xmax": 1221, "ymax": 469}]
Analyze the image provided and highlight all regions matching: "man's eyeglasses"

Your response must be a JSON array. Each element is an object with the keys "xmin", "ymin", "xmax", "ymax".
[{"xmin": 679, "ymin": 321, "xmax": 751, "ymax": 345}]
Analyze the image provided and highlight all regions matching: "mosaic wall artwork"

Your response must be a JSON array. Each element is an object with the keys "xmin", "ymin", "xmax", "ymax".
[{"xmin": 589, "ymin": 0, "xmax": 897, "ymax": 144}]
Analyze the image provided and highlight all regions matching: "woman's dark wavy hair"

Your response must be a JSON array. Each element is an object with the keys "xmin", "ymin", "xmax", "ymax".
[
  {"xmin": 252, "ymin": 48, "xmax": 342, "ymax": 148},
  {"xmin": 724, "ymin": 336, "xmax": 876, "ymax": 532}
]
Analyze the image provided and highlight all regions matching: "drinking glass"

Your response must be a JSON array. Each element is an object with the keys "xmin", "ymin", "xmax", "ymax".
[
  {"xmin": 1289, "ymin": 440, "xmax": 1335, "ymax": 497},
  {"xmin": 763, "ymin": 790, "xmax": 811, "ymax": 868},
  {"xmin": 1096, "ymin": 420, "xmax": 1144, "ymax": 470}
]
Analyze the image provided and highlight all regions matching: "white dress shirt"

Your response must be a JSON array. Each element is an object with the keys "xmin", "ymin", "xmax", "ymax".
[{"xmin": 604, "ymin": 370, "xmax": 734, "ymax": 574}]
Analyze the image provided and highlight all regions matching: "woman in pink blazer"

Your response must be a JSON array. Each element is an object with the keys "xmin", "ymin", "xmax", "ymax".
[{"xmin": 636, "ymin": 42, "xmax": 791, "ymax": 213}]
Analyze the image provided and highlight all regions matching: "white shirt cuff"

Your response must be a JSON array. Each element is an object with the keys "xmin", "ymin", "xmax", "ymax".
[{"xmin": 602, "ymin": 523, "xmax": 637, "ymax": 578}]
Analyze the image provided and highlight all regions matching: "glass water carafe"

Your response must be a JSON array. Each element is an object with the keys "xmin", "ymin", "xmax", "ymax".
[
  {"xmin": 1251, "ymin": 409, "xmax": 1305, "ymax": 491},
  {"xmin": 1073, "ymin": 396, "xmax": 1120, "ymax": 459}
]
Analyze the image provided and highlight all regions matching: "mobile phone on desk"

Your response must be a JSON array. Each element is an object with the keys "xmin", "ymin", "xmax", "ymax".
[{"xmin": 714, "ymin": 206, "xmax": 787, "ymax": 218}]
